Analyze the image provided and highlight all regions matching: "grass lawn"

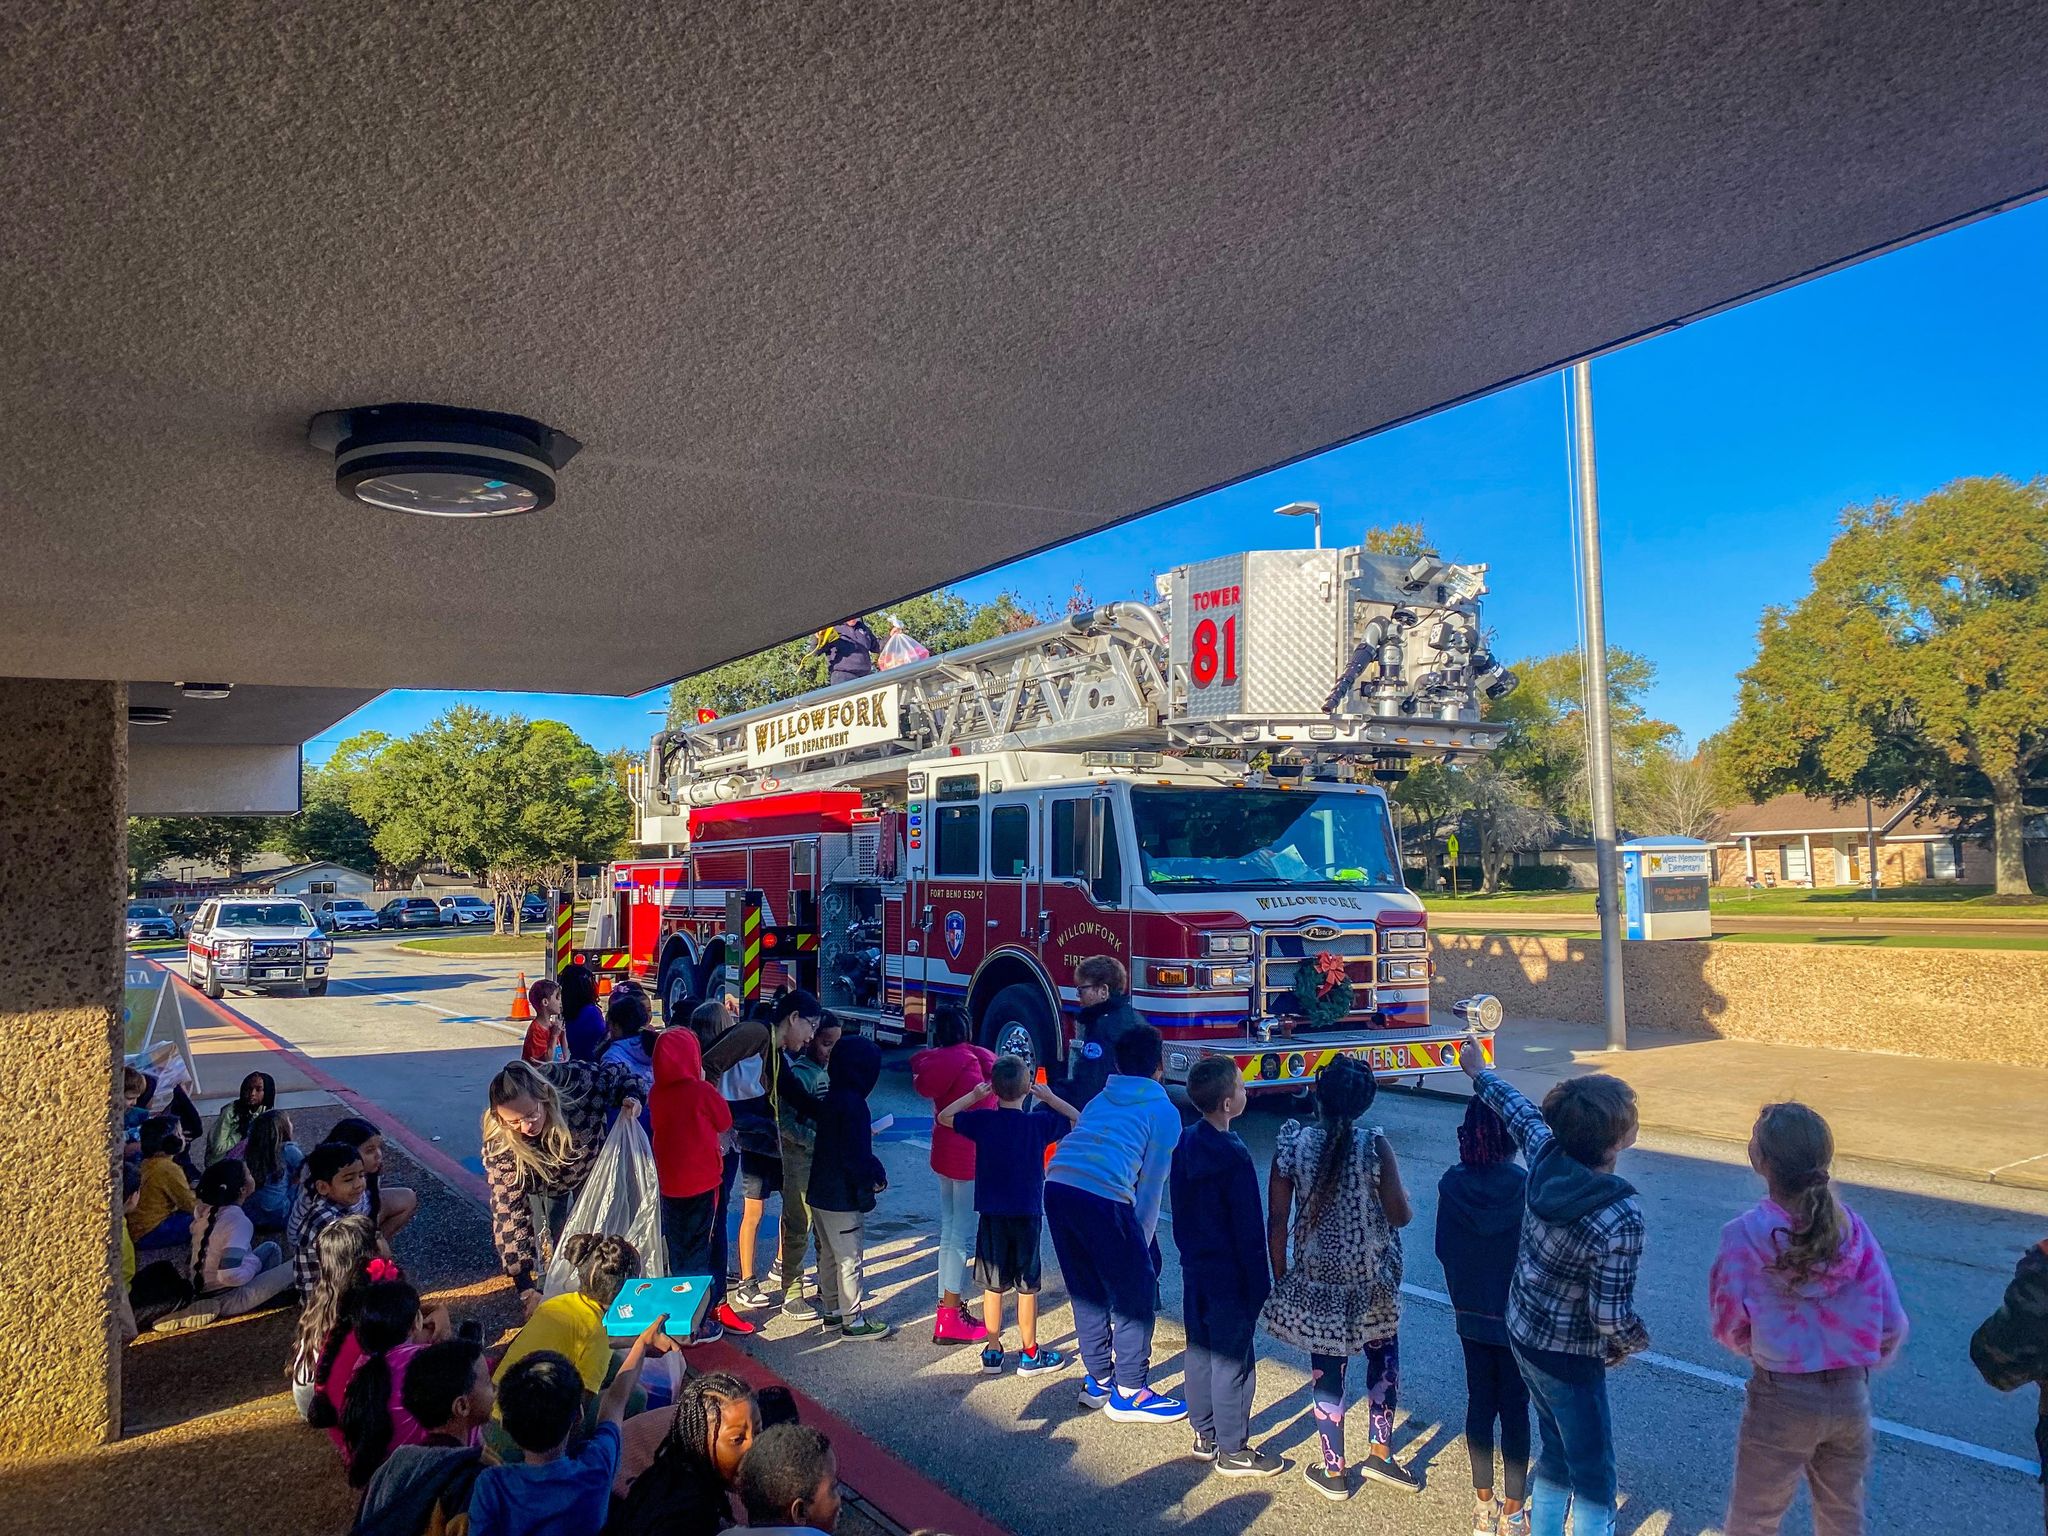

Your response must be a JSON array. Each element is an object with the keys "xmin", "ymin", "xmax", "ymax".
[
  {"xmin": 397, "ymin": 934, "xmax": 548, "ymax": 957},
  {"xmin": 1432, "ymin": 925, "xmax": 2048, "ymax": 952},
  {"xmin": 1422, "ymin": 883, "xmax": 2048, "ymax": 920}
]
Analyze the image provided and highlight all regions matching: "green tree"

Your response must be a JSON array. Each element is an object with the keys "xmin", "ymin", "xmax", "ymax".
[
  {"xmin": 665, "ymin": 589, "xmax": 1041, "ymax": 726},
  {"xmin": 1389, "ymin": 760, "xmax": 1462, "ymax": 887},
  {"xmin": 1487, "ymin": 648, "xmax": 1677, "ymax": 829},
  {"xmin": 1624, "ymin": 738, "xmax": 1728, "ymax": 840},
  {"xmin": 125, "ymin": 817, "xmax": 174, "ymax": 894},
  {"xmin": 1725, "ymin": 476, "xmax": 2048, "ymax": 895},
  {"xmin": 269, "ymin": 760, "xmax": 381, "ymax": 875},
  {"xmin": 1363, "ymin": 522, "xmax": 1431, "ymax": 556},
  {"xmin": 157, "ymin": 816, "xmax": 275, "ymax": 879}
]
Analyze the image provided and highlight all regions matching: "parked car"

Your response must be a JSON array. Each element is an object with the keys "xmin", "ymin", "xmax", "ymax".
[
  {"xmin": 519, "ymin": 894, "xmax": 550, "ymax": 926},
  {"xmin": 185, "ymin": 897, "xmax": 330, "ymax": 998},
  {"xmin": 125, "ymin": 903, "xmax": 180, "ymax": 941},
  {"xmin": 378, "ymin": 897, "xmax": 443, "ymax": 930},
  {"xmin": 164, "ymin": 899, "xmax": 203, "ymax": 936},
  {"xmin": 317, "ymin": 897, "xmax": 381, "ymax": 933},
  {"xmin": 438, "ymin": 895, "xmax": 495, "ymax": 927}
]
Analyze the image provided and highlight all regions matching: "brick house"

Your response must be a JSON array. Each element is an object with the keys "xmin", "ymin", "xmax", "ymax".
[{"xmin": 1710, "ymin": 794, "xmax": 1984, "ymax": 888}]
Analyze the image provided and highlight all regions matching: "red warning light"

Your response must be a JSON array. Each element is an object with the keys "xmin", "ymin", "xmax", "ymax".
[{"xmin": 696, "ymin": 707, "xmax": 719, "ymax": 724}]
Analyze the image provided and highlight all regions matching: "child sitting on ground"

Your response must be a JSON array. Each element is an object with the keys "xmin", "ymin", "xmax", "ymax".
[
  {"xmin": 331, "ymin": 1116, "xmax": 421, "ymax": 1246},
  {"xmin": 1260, "ymin": 1055, "xmax": 1415, "ymax": 1498},
  {"xmin": 1436, "ymin": 1097, "xmax": 1531, "ymax": 1536},
  {"xmin": 179, "ymin": 1156, "xmax": 295, "ymax": 1323},
  {"xmin": 1044, "ymin": 1024, "xmax": 1185, "ymax": 1422},
  {"xmin": 1711, "ymin": 1102, "xmax": 1906, "ymax": 1536},
  {"xmin": 1458, "ymin": 1035, "xmax": 1647, "ymax": 1536},
  {"xmin": 205, "ymin": 1070, "xmax": 276, "ymax": 1165},
  {"xmin": 939, "ymin": 1054, "xmax": 1078, "ymax": 1374},
  {"xmin": 290, "ymin": 1214, "xmax": 381, "ymax": 1419},
  {"xmin": 488, "ymin": 1234, "xmax": 654, "ymax": 1464},
  {"xmin": 613, "ymin": 1370, "xmax": 758, "ymax": 1531},
  {"xmin": 128, "ymin": 1115, "xmax": 198, "ymax": 1250},
  {"xmin": 1170, "ymin": 1058, "xmax": 1278, "ymax": 1477},
  {"xmin": 291, "ymin": 1141, "xmax": 371, "ymax": 1296},
  {"xmin": 352, "ymin": 1337, "xmax": 496, "ymax": 1536},
  {"xmin": 465, "ymin": 1318, "xmax": 667, "ymax": 1536},
  {"xmin": 737, "ymin": 1424, "xmax": 841, "ymax": 1536},
  {"xmin": 242, "ymin": 1108, "xmax": 305, "ymax": 1232},
  {"xmin": 317, "ymin": 1278, "xmax": 441, "ymax": 1489},
  {"xmin": 806, "ymin": 1035, "xmax": 893, "ymax": 1339}
]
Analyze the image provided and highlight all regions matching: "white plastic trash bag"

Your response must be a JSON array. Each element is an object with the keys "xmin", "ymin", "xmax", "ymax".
[
  {"xmin": 542, "ymin": 1113, "xmax": 665, "ymax": 1295},
  {"xmin": 876, "ymin": 622, "xmax": 929, "ymax": 670}
]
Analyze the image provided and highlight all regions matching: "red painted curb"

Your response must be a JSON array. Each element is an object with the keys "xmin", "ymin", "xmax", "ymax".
[{"xmin": 145, "ymin": 959, "xmax": 1010, "ymax": 1536}]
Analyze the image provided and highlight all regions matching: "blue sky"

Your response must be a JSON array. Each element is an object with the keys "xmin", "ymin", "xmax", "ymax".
[{"xmin": 311, "ymin": 198, "xmax": 2047, "ymax": 764}]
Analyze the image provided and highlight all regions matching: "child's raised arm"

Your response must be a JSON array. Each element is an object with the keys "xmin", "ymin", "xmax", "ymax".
[
  {"xmin": 598, "ymin": 1315, "xmax": 669, "ymax": 1428},
  {"xmin": 1029, "ymin": 1078, "xmax": 1081, "ymax": 1124},
  {"xmin": 937, "ymin": 1083, "xmax": 990, "ymax": 1129}
]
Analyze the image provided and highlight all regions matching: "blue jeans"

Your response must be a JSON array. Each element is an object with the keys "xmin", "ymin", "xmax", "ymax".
[
  {"xmin": 1512, "ymin": 1342, "xmax": 1615, "ymax": 1536},
  {"xmin": 936, "ymin": 1176, "xmax": 976, "ymax": 1299}
]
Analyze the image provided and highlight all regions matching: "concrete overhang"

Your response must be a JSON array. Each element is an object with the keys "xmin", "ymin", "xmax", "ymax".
[
  {"xmin": 1, "ymin": 3, "xmax": 2044, "ymax": 701},
  {"xmin": 124, "ymin": 684, "xmax": 378, "ymax": 815}
]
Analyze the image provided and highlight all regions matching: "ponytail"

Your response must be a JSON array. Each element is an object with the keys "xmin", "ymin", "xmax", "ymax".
[
  {"xmin": 338, "ymin": 1280, "xmax": 421, "ymax": 1487},
  {"xmin": 1753, "ymin": 1102, "xmax": 1850, "ymax": 1285},
  {"xmin": 1304, "ymin": 1056, "xmax": 1377, "ymax": 1224}
]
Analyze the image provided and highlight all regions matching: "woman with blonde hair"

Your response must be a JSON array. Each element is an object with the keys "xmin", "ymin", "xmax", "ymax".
[
  {"xmin": 1709, "ymin": 1101, "xmax": 1907, "ymax": 1536},
  {"xmin": 481, "ymin": 1056, "xmax": 644, "ymax": 1318}
]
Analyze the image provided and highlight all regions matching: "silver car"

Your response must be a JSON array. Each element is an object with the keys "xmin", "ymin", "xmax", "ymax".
[{"xmin": 185, "ymin": 898, "xmax": 332, "ymax": 998}]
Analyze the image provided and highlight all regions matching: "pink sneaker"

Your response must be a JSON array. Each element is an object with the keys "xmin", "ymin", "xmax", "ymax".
[{"xmin": 932, "ymin": 1304, "xmax": 989, "ymax": 1344}]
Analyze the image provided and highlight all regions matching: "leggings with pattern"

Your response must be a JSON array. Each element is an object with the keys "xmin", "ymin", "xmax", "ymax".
[{"xmin": 1310, "ymin": 1341, "xmax": 1399, "ymax": 1473}]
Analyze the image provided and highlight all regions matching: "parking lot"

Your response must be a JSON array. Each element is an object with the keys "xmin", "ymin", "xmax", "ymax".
[{"xmin": 194, "ymin": 937, "xmax": 2048, "ymax": 1536}]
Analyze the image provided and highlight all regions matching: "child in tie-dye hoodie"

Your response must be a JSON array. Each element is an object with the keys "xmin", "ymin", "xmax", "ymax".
[{"xmin": 1709, "ymin": 1103, "xmax": 1907, "ymax": 1536}]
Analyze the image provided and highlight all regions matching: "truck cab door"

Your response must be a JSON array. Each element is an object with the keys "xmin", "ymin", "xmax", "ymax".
[
  {"xmin": 922, "ymin": 768, "xmax": 987, "ymax": 1017},
  {"xmin": 1040, "ymin": 791, "xmax": 1132, "ymax": 1054}
]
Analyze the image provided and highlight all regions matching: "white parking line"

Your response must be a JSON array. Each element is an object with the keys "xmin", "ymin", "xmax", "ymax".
[
  {"xmin": 1396, "ymin": 1282, "xmax": 2040, "ymax": 1479},
  {"xmin": 330, "ymin": 978, "xmax": 526, "ymax": 1036}
]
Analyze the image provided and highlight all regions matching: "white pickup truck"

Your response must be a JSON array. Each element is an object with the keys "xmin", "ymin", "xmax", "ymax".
[{"xmin": 185, "ymin": 897, "xmax": 333, "ymax": 998}]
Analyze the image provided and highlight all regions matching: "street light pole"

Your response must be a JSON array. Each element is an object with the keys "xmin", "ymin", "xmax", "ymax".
[
  {"xmin": 1570, "ymin": 360, "xmax": 1627, "ymax": 1052},
  {"xmin": 1275, "ymin": 500, "xmax": 1323, "ymax": 549}
]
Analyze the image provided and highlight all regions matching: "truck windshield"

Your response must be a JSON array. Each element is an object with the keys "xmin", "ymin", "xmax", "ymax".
[
  {"xmin": 1130, "ymin": 786, "xmax": 1404, "ymax": 892},
  {"xmin": 217, "ymin": 903, "xmax": 314, "ymax": 928}
]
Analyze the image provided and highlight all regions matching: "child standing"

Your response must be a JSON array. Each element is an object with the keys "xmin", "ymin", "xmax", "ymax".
[
  {"xmin": 1971, "ymin": 1236, "xmax": 2048, "ymax": 1534},
  {"xmin": 911, "ymin": 1005, "xmax": 996, "ymax": 1344},
  {"xmin": 521, "ymin": 976, "xmax": 565, "ymax": 1064},
  {"xmin": 1710, "ymin": 1102, "xmax": 1906, "ymax": 1536},
  {"xmin": 466, "ymin": 1318, "xmax": 667, "ymax": 1536},
  {"xmin": 1458, "ymin": 1036, "xmax": 1646, "ymax": 1536},
  {"xmin": 1170, "ymin": 1058, "xmax": 1279, "ymax": 1476},
  {"xmin": 1437, "ymin": 1097, "xmax": 1532, "ymax": 1535},
  {"xmin": 1044, "ymin": 1023, "xmax": 1185, "ymax": 1423},
  {"xmin": 806, "ymin": 1034, "xmax": 893, "ymax": 1339},
  {"xmin": 649, "ymin": 1026, "xmax": 733, "ymax": 1290},
  {"xmin": 940, "ymin": 1054, "xmax": 1078, "ymax": 1374},
  {"xmin": 1260, "ymin": 1056, "xmax": 1415, "ymax": 1499}
]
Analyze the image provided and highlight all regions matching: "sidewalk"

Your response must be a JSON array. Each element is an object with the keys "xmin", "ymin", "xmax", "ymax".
[{"xmin": 1417, "ymin": 1015, "xmax": 2048, "ymax": 1190}]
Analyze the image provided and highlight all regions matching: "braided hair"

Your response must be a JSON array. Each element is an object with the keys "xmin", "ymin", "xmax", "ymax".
[
  {"xmin": 243, "ymin": 1110, "xmax": 293, "ymax": 1189},
  {"xmin": 1303, "ymin": 1055, "xmax": 1378, "ymax": 1225},
  {"xmin": 615, "ymin": 1371, "xmax": 755, "ymax": 1536},
  {"xmin": 1456, "ymin": 1096, "xmax": 1516, "ymax": 1169},
  {"xmin": 560, "ymin": 1231, "xmax": 641, "ymax": 1310},
  {"xmin": 192, "ymin": 1159, "xmax": 248, "ymax": 1296}
]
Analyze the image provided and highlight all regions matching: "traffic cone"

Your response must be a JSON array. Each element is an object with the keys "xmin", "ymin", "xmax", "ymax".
[
  {"xmin": 598, "ymin": 974, "xmax": 614, "ymax": 1000},
  {"xmin": 1038, "ymin": 1067, "xmax": 1056, "ymax": 1169},
  {"xmin": 511, "ymin": 972, "xmax": 532, "ymax": 1023}
]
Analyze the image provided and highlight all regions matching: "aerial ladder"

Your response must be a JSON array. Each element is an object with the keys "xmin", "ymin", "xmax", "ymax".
[{"xmin": 637, "ymin": 541, "xmax": 1515, "ymax": 835}]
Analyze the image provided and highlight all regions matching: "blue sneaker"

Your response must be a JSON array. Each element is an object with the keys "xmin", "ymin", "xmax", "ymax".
[
  {"xmin": 1017, "ymin": 1346, "xmax": 1066, "ymax": 1374},
  {"xmin": 1077, "ymin": 1374, "xmax": 1111, "ymax": 1410},
  {"xmin": 1104, "ymin": 1387, "xmax": 1188, "ymax": 1423}
]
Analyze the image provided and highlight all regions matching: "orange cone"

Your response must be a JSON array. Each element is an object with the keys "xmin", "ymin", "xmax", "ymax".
[
  {"xmin": 598, "ymin": 974, "xmax": 614, "ymax": 1000},
  {"xmin": 1038, "ymin": 1067, "xmax": 1057, "ymax": 1169},
  {"xmin": 511, "ymin": 972, "xmax": 532, "ymax": 1023}
]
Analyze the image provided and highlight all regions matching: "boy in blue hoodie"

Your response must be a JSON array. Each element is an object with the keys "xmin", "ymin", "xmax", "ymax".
[
  {"xmin": 1045, "ymin": 1023, "xmax": 1186, "ymax": 1423},
  {"xmin": 1169, "ymin": 1057, "xmax": 1279, "ymax": 1476},
  {"xmin": 807, "ymin": 1035, "xmax": 893, "ymax": 1340}
]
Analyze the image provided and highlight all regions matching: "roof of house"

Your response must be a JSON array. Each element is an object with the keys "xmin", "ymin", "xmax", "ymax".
[
  {"xmin": 241, "ymin": 860, "xmax": 372, "ymax": 888},
  {"xmin": 1713, "ymin": 793, "xmax": 1957, "ymax": 840}
]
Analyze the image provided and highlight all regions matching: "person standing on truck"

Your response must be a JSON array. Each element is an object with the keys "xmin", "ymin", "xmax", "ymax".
[
  {"xmin": 1067, "ymin": 956, "xmax": 1142, "ymax": 1108},
  {"xmin": 808, "ymin": 617, "xmax": 880, "ymax": 685}
]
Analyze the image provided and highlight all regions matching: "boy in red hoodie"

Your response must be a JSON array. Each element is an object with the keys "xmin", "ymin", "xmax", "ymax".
[{"xmin": 650, "ymin": 1029, "xmax": 733, "ymax": 1315}]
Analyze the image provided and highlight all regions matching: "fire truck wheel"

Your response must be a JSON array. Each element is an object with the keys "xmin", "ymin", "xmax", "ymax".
[
  {"xmin": 659, "ymin": 959, "xmax": 694, "ymax": 1025},
  {"xmin": 981, "ymin": 983, "xmax": 1054, "ymax": 1079}
]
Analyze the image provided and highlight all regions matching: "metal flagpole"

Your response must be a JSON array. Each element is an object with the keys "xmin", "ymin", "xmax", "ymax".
[{"xmin": 1571, "ymin": 360, "xmax": 1628, "ymax": 1051}]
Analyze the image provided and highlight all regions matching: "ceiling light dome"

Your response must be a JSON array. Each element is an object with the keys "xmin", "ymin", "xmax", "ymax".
[{"xmin": 308, "ymin": 403, "xmax": 582, "ymax": 519}]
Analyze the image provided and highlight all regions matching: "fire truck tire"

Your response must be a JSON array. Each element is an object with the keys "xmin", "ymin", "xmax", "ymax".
[
  {"xmin": 981, "ymin": 984, "xmax": 1054, "ymax": 1079},
  {"xmin": 659, "ymin": 958, "xmax": 694, "ymax": 1025}
]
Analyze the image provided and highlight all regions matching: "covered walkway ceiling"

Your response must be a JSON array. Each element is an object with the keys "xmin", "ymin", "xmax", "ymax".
[{"xmin": 3, "ymin": 2, "xmax": 2045, "ymax": 700}]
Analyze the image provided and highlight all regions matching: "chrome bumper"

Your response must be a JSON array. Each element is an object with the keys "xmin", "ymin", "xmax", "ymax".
[{"xmin": 1163, "ymin": 1028, "xmax": 1494, "ymax": 1087}]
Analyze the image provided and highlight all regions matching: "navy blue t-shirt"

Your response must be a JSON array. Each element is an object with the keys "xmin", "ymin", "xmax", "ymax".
[{"xmin": 954, "ymin": 1105, "xmax": 1069, "ymax": 1217}]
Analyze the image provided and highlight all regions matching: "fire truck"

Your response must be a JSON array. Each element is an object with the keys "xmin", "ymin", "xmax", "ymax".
[{"xmin": 591, "ymin": 541, "xmax": 1513, "ymax": 1093}]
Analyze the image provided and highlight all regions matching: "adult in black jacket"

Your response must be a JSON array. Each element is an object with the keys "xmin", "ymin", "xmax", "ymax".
[
  {"xmin": 1066, "ymin": 955, "xmax": 1142, "ymax": 1107},
  {"xmin": 1435, "ymin": 1096, "xmax": 1531, "ymax": 1529},
  {"xmin": 812, "ymin": 618, "xmax": 880, "ymax": 685}
]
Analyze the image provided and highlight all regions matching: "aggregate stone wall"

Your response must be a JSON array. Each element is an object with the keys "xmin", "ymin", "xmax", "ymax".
[
  {"xmin": 1431, "ymin": 931, "xmax": 2046, "ymax": 1065},
  {"xmin": 0, "ymin": 679, "xmax": 125, "ymax": 1452}
]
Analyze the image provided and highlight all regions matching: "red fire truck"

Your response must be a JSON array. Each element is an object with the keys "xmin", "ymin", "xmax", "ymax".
[{"xmin": 590, "ymin": 541, "xmax": 1513, "ymax": 1093}]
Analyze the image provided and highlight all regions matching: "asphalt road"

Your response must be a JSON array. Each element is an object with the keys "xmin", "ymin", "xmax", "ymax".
[{"xmin": 224, "ymin": 939, "xmax": 2048, "ymax": 1536}]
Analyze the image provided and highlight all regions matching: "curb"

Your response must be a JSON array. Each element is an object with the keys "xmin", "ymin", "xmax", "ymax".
[{"xmin": 171, "ymin": 970, "xmax": 1010, "ymax": 1536}]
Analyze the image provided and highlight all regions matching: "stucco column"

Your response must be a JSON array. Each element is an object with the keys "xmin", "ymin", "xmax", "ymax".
[{"xmin": 0, "ymin": 679, "xmax": 125, "ymax": 1451}]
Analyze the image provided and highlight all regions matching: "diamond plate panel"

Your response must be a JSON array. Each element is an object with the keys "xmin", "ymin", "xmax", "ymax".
[
  {"xmin": 1238, "ymin": 549, "xmax": 1346, "ymax": 715},
  {"xmin": 1170, "ymin": 552, "xmax": 1246, "ymax": 718}
]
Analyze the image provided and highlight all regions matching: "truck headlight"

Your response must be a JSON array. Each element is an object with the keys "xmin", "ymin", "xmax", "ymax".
[
  {"xmin": 1200, "ymin": 933, "xmax": 1252, "ymax": 957},
  {"xmin": 1381, "ymin": 929, "xmax": 1426, "ymax": 950},
  {"xmin": 1200, "ymin": 965, "xmax": 1249, "ymax": 989},
  {"xmin": 1379, "ymin": 958, "xmax": 1428, "ymax": 982},
  {"xmin": 218, "ymin": 940, "xmax": 250, "ymax": 960},
  {"xmin": 308, "ymin": 938, "xmax": 333, "ymax": 960}
]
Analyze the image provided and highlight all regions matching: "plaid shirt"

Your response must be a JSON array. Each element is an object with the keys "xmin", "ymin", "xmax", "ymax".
[
  {"xmin": 484, "ymin": 1058, "xmax": 640, "ymax": 1294},
  {"xmin": 288, "ymin": 1188, "xmax": 353, "ymax": 1297},
  {"xmin": 1473, "ymin": 1071, "xmax": 1649, "ymax": 1361}
]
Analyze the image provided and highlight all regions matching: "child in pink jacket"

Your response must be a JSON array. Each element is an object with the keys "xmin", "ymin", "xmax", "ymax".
[
  {"xmin": 1709, "ymin": 1102, "xmax": 1906, "ymax": 1536},
  {"xmin": 910, "ymin": 1004, "xmax": 994, "ymax": 1343}
]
